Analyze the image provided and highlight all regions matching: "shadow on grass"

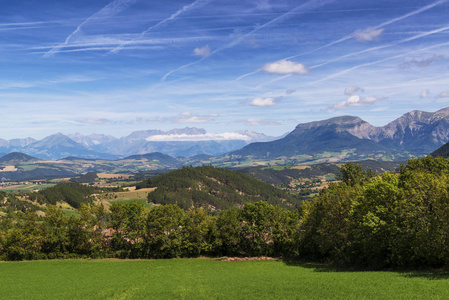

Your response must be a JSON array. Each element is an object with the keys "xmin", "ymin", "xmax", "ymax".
[
  {"xmin": 281, "ymin": 258, "xmax": 449, "ymax": 280},
  {"xmin": 281, "ymin": 258, "xmax": 351, "ymax": 273},
  {"xmin": 399, "ymin": 271, "xmax": 449, "ymax": 280}
]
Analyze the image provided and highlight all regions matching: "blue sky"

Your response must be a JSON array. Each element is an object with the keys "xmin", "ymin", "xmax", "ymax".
[{"xmin": 1, "ymin": 0, "xmax": 449, "ymax": 139}]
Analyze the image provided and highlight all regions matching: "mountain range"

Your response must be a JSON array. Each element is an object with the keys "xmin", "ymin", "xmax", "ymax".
[
  {"xmin": 1, "ymin": 107, "xmax": 449, "ymax": 162},
  {"xmin": 230, "ymin": 107, "xmax": 449, "ymax": 161},
  {"xmin": 0, "ymin": 128, "xmax": 276, "ymax": 160}
]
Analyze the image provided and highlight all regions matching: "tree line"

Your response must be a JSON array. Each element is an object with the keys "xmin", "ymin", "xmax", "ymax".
[{"xmin": 1, "ymin": 156, "xmax": 449, "ymax": 268}]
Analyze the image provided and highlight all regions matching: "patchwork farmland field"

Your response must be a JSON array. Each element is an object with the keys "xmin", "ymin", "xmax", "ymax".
[{"xmin": 0, "ymin": 259, "xmax": 448, "ymax": 299}]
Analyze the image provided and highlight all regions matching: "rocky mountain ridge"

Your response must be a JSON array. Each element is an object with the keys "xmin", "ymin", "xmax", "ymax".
[{"xmin": 232, "ymin": 107, "xmax": 449, "ymax": 159}]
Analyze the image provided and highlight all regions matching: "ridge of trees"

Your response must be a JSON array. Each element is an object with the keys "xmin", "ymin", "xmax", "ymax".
[{"xmin": 136, "ymin": 165, "xmax": 298, "ymax": 210}]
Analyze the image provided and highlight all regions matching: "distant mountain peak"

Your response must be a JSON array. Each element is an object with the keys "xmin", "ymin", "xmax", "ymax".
[{"xmin": 296, "ymin": 115, "xmax": 365, "ymax": 129}]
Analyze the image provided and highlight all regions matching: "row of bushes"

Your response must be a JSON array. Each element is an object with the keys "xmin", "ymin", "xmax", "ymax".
[{"xmin": 0, "ymin": 201, "xmax": 299, "ymax": 260}]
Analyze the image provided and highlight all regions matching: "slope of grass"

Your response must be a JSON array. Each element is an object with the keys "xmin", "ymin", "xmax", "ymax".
[{"xmin": 0, "ymin": 259, "xmax": 448, "ymax": 299}]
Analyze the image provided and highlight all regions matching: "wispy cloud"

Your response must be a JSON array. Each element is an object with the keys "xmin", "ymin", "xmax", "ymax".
[
  {"xmin": 329, "ymin": 95, "xmax": 385, "ymax": 110},
  {"xmin": 77, "ymin": 118, "xmax": 113, "ymax": 124},
  {"xmin": 399, "ymin": 55, "xmax": 443, "ymax": 69},
  {"xmin": 173, "ymin": 111, "xmax": 218, "ymax": 123},
  {"xmin": 353, "ymin": 28, "xmax": 384, "ymax": 42},
  {"xmin": 289, "ymin": 0, "xmax": 449, "ymax": 59},
  {"xmin": 163, "ymin": 0, "xmax": 335, "ymax": 80},
  {"xmin": 44, "ymin": 0, "xmax": 138, "ymax": 57},
  {"xmin": 310, "ymin": 24, "xmax": 449, "ymax": 70},
  {"xmin": 34, "ymin": 35, "xmax": 219, "ymax": 54},
  {"xmin": 193, "ymin": 45, "xmax": 211, "ymax": 57},
  {"xmin": 0, "ymin": 20, "xmax": 64, "ymax": 32},
  {"xmin": 110, "ymin": 0, "xmax": 211, "ymax": 54},
  {"xmin": 344, "ymin": 86, "xmax": 364, "ymax": 95},
  {"xmin": 420, "ymin": 89, "xmax": 430, "ymax": 98},
  {"xmin": 238, "ymin": 118, "xmax": 281, "ymax": 126},
  {"xmin": 234, "ymin": 0, "xmax": 449, "ymax": 81},
  {"xmin": 310, "ymin": 30, "xmax": 449, "ymax": 85},
  {"xmin": 0, "ymin": 75, "xmax": 96, "ymax": 90},
  {"xmin": 436, "ymin": 91, "xmax": 449, "ymax": 98}
]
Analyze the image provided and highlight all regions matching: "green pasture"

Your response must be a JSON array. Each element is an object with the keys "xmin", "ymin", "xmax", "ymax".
[{"xmin": 0, "ymin": 259, "xmax": 448, "ymax": 299}]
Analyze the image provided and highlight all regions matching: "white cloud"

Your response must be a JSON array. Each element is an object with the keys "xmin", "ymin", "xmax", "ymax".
[
  {"xmin": 250, "ymin": 97, "xmax": 279, "ymax": 107},
  {"xmin": 420, "ymin": 89, "xmax": 430, "ymax": 98},
  {"xmin": 262, "ymin": 60, "xmax": 309, "ymax": 74},
  {"xmin": 354, "ymin": 27, "xmax": 384, "ymax": 42},
  {"xmin": 344, "ymin": 86, "xmax": 364, "ymax": 95},
  {"xmin": 173, "ymin": 111, "xmax": 217, "ymax": 123},
  {"xmin": 329, "ymin": 95, "xmax": 385, "ymax": 110},
  {"xmin": 146, "ymin": 132, "xmax": 251, "ymax": 142},
  {"xmin": 436, "ymin": 91, "xmax": 449, "ymax": 98},
  {"xmin": 193, "ymin": 45, "xmax": 211, "ymax": 57}
]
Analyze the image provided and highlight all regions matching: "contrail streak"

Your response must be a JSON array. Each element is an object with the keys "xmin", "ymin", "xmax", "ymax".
[
  {"xmin": 287, "ymin": 0, "xmax": 449, "ymax": 61},
  {"xmin": 111, "ymin": 0, "xmax": 211, "ymax": 54},
  {"xmin": 310, "ymin": 23, "xmax": 449, "ymax": 69},
  {"xmin": 234, "ymin": 0, "xmax": 449, "ymax": 81},
  {"xmin": 162, "ymin": 0, "xmax": 336, "ymax": 80},
  {"xmin": 309, "ymin": 38, "xmax": 449, "ymax": 85},
  {"xmin": 44, "ymin": 0, "xmax": 137, "ymax": 57}
]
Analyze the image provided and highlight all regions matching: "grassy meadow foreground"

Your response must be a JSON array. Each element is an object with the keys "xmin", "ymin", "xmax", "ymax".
[{"xmin": 1, "ymin": 258, "xmax": 448, "ymax": 299}]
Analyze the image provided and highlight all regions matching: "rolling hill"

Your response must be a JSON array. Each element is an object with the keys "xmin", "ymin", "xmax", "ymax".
[
  {"xmin": 136, "ymin": 165, "xmax": 298, "ymax": 210},
  {"xmin": 0, "ymin": 152, "xmax": 39, "ymax": 165}
]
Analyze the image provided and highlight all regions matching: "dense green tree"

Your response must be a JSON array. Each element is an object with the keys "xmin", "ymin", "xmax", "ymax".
[
  {"xmin": 299, "ymin": 182, "xmax": 362, "ymax": 263},
  {"xmin": 110, "ymin": 201, "xmax": 147, "ymax": 258},
  {"xmin": 183, "ymin": 208, "xmax": 216, "ymax": 257},
  {"xmin": 1, "ymin": 211, "xmax": 44, "ymax": 260},
  {"xmin": 143, "ymin": 205, "xmax": 187, "ymax": 258},
  {"xmin": 337, "ymin": 162, "xmax": 375, "ymax": 186},
  {"xmin": 41, "ymin": 205, "xmax": 71, "ymax": 258}
]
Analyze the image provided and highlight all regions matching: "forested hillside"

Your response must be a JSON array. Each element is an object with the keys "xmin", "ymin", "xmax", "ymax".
[
  {"xmin": 136, "ymin": 165, "xmax": 297, "ymax": 210},
  {"xmin": 29, "ymin": 182, "xmax": 100, "ymax": 208},
  {"xmin": 2, "ymin": 157, "xmax": 449, "ymax": 269}
]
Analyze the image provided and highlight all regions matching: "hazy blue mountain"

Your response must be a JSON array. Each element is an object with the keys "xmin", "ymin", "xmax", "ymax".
[
  {"xmin": 100, "ymin": 127, "xmax": 275, "ymax": 157},
  {"xmin": 67, "ymin": 133, "xmax": 117, "ymax": 152},
  {"xmin": 2, "ymin": 108, "xmax": 448, "ymax": 162},
  {"xmin": 0, "ymin": 137, "xmax": 36, "ymax": 154},
  {"xmin": 22, "ymin": 133, "xmax": 119, "ymax": 160}
]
